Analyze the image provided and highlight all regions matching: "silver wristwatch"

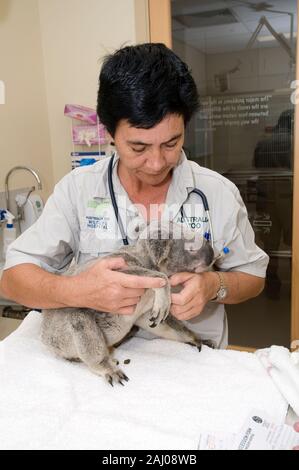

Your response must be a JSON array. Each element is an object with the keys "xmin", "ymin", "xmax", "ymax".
[{"xmin": 211, "ymin": 271, "xmax": 228, "ymax": 302}]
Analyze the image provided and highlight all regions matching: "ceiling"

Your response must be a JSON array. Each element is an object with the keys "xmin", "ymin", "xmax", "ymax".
[{"xmin": 172, "ymin": 0, "xmax": 297, "ymax": 54}]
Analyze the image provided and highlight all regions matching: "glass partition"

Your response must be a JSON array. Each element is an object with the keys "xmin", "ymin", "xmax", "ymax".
[{"xmin": 171, "ymin": 0, "xmax": 297, "ymax": 348}]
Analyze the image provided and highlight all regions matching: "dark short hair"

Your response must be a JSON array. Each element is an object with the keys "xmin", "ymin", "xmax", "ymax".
[{"xmin": 97, "ymin": 43, "xmax": 199, "ymax": 137}]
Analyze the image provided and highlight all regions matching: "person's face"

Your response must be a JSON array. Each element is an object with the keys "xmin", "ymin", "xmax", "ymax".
[{"xmin": 112, "ymin": 114, "xmax": 185, "ymax": 186}]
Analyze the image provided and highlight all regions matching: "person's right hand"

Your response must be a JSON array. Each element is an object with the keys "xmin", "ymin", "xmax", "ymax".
[
  {"xmin": 293, "ymin": 422, "xmax": 299, "ymax": 450},
  {"xmin": 72, "ymin": 256, "xmax": 166, "ymax": 315}
]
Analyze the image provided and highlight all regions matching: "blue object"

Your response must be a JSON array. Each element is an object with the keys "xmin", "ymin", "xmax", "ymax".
[
  {"xmin": 223, "ymin": 247, "xmax": 230, "ymax": 254},
  {"xmin": 79, "ymin": 158, "xmax": 97, "ymax": 166}
]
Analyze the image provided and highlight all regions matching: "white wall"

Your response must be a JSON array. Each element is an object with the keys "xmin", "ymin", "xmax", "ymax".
[
  {"xmin": 38, "ymin": 0, "xmax": 145, "ymax": 183},
  {"xmin": 0, "ymin": 0, "xmax": 149, "ymax": 199},
  {"xmin": 0, "ymin": 0, "xmax": 53, "ymax": 198}
]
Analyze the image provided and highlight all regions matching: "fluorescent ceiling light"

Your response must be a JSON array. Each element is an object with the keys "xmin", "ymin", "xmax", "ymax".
[{"xmin": 258, "ymin": 32, "xmax": 297, "ymax": 42}]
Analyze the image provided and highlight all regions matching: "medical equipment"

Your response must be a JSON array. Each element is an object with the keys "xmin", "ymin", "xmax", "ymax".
[
  {"xmin": 108, "ymin": 154, "xmax": 215, "ymax": 248},
  {"xmin": 72, "ymin": 124, "xmax": 106, "ymax": 147},
  {"xmin": 2, "ymin": 210, "xmax": 16, "ymax": 256},
  {"xmin": 71, "ymin": 151, "xmax": 106, "ymax": 169},
  {"xmin": 15, "ymin": 193, "xmax": 44, "ymax": 233},
  {"xmin": 64, "ymin": 104, "xmax": 98, "ymax": 124}
]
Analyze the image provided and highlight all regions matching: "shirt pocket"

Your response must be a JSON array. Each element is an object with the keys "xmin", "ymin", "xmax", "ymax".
[{"xmin": 77, "ymin": 228, "xmax": 124, "ymax": 264}]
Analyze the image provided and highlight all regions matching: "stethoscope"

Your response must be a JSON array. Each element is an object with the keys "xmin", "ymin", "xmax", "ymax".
[{"xmin": 108, "ymin": 154, "xmax": 215, "ymax": 248}]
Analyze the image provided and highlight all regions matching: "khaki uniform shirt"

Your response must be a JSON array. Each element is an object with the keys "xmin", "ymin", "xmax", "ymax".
[{"xmin": 4, "ymin": 152, "xmax": 269, "ymax": 348}]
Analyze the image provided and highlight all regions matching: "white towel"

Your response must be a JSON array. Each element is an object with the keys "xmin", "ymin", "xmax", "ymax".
[
  {"xmin": 0, "ymin": 312, "xmax": 288, "ymax": 450},
  {"xmin": 255, "ymin": 346, "xmax": 299, "ymax": 417}
]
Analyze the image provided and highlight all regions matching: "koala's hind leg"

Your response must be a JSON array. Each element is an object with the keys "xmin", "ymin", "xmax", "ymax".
[
  {"xmin": 112, "ymin": 325, "xmax": 140, "ymax": 349},
  {"xmin": 136, "ymin": 314, "xmax": 215, "ymax": 351},
  {"xmin": 166, "ymin": 316, "xmax": 216, "ymax": 350},
  {"xmin": 70, "ymin": 312, "xmax": 129, "ymax": 386},
  {"xmin": 120, "ymin": 266, "xmax": 171, "ymax": 327}
]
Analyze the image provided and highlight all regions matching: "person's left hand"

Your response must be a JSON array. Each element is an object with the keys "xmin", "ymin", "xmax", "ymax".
[{"xmin": 169, "ymin": 271, "xmax": 218, "ymax": 321}]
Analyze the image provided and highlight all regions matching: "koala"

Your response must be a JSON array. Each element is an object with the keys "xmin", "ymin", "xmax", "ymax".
[{"xmin": 41, "ymin": 221, "xmax": 217, "ymax": 386}]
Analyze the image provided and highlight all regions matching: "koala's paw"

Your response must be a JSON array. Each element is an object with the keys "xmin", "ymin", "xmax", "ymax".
[
  {"xmin": 105, "ymin": 368, "xmax": 130, "ymax": 387},
  {"xmin": 89, "ymin": 358, "xmax": 129, "ymax": 386},
  {"xmin": 202, "ymin": 339, "xmax": 216, "ymax": 349},
  {"xmin": 149, "ymin": 288, "xmax": 170, "ymax": 328},
  {"xmin": 198, "ymin": 339, "xmax": 216, "ymax": 352},
  {"xmin": 187, "ymin": 338, "xmax": 216, "ymax": 352}
]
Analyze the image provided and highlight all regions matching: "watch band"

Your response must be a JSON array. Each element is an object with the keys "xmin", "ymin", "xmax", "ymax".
[{"xmin": 211, "ymin": 271, "xmax": 228, "ymax": 302}]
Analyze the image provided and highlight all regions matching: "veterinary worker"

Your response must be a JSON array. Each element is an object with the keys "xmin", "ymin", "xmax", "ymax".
[{"xmin": 0, "ymin": 43, "xmax": 269, "ymax": 349}]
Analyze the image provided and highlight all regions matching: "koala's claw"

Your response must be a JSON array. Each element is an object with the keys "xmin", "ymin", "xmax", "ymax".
[
  {"xmin": 148, "ymin": 286, "xmax": 170, "ymax": 328},
  {"xmin": 149, "ymin": 307, "xmax": 169, "ymax": 328},
  {"xmin": 107, "ymin": 375, "xmax": 114, "ymax": 387},
  {"xmin": 187, "ymin": 338, "xmax": 216, "ymax": 352},
  {"xmin": 197, "ymin": 340, "xmax": 216, "ymax": 351},
  {"xmin": 202, "ymin": 339, "xmax": 216, "ymax": 349},
  {"xmin": 120, "ymin": 372, "xmax": 129, "ymax": 382},
  {"xmin": 105, "ymin": 369, "xmax": 129, "ymax": 387}
]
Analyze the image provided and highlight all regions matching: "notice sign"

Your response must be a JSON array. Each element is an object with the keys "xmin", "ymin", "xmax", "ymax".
[{"xmin": 201, "ymin": 94, "xmax": 272, "ymax": 129}]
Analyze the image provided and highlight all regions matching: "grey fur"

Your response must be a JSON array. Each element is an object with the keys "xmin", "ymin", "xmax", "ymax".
[{"xmin": 41, "ymin": 222, "xmax": 216, "ymax": 385}]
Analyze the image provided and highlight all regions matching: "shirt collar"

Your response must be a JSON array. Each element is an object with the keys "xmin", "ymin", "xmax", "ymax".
[
  {"xmin": 93, "ymin": 149, "xmax": 195, "ymax": 200},
  {"xmin": 92, "ymin": 153, "xmax": 119, "ymax": 199}
]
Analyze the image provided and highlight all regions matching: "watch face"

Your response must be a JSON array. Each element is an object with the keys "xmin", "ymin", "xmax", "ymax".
[{"xmin": 218, "ymin": 287, "xmax": 228, "ymax": 300}]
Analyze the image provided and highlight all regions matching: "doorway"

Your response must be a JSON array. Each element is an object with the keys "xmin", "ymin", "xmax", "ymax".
[{"xmin": 150, "ymin": 0, "xmax": 298, "ymax": 349}]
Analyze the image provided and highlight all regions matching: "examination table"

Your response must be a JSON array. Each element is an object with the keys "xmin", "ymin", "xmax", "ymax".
[{"xmin": 0, "ymin": 311, "xmax": 298, "ymax": 450}]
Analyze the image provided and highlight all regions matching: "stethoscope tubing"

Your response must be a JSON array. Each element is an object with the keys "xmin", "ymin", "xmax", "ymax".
[
  {"xmin": 107, "ymin": 154, "xmax": 214, "ymax": 248},
  {"xmin": 108, "ymin": 155, "xmax": 129, "ymax": 245}
]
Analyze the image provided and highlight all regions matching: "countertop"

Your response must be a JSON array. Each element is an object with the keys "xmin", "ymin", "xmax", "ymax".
[{"xmin": 0, "ymin": 316, "xmax": 22, "ymax": 340}]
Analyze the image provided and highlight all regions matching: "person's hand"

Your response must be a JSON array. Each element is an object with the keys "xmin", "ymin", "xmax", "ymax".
[
  {"xmin": 293, "ymin": 422, "xmax": 299, "ymax": 450},
  {"xmin": 72, "ymin": 256, "xmax": 166, "ymax": 315},
  {"xmin": 169, "ymin": 271, "xmax": 219, "ymax": 321}
]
